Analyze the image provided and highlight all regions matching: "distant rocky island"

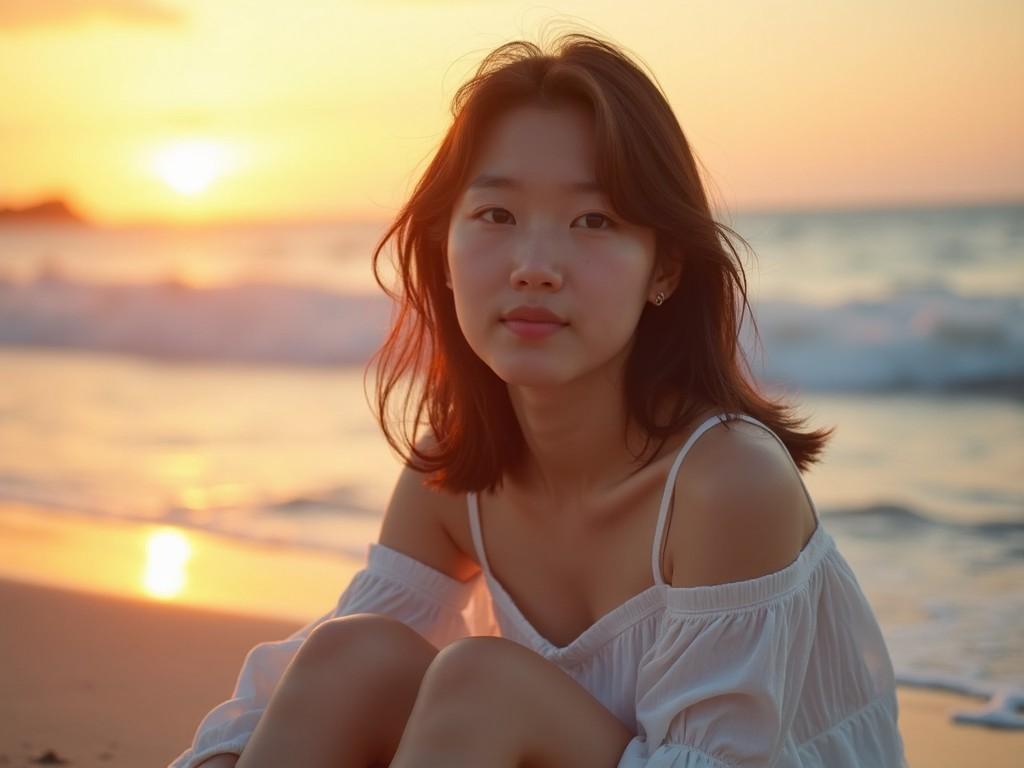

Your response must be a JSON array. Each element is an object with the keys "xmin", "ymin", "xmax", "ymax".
[{"xmin": 0, "ymin": 198, "xmax": 89, "ymax": 224}]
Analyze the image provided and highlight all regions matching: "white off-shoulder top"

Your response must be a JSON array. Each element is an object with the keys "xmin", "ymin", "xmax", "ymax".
[{"xmin": 170, "ymin": 413, "xmax": 908, "ymax": 768}]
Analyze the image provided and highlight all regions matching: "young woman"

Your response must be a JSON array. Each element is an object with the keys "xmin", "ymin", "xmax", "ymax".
[{"xmin": 172, "ymin": 31, "xmax": 906, "ymax": 768}]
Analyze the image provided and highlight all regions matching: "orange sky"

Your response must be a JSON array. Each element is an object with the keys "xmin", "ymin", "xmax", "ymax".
[{"xmin": 1, "ymin": 0, "xmax": 1021, "ymax": 226}]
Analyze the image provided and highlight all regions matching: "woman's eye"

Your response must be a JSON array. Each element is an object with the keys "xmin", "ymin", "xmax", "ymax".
[
  {"xmin": 473, "ymin": 208, "xmax": 614, "ymax": 230},
  {"xmin": 476, "ymin": 207, "xmax": 515, "ymax": 225},
  {"xmin": 573, "ymin": 212, "xmax": 614, "ymax": 230}
]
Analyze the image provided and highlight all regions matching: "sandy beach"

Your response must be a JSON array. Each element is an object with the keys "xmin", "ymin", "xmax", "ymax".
[
  {"xmin": 0, "ymin": 576, "xmax": 300, "ymax": 767},
  {"xmin": 0, "ymin": 577, "xmax": 1020, "ymax": 768}
]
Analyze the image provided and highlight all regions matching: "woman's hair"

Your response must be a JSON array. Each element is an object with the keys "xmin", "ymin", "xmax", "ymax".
[{"xmin": 366, "ymin": 30, "xmax": 834, "ymax": 494}]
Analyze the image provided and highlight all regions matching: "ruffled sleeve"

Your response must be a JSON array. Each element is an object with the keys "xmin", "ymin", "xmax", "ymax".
[
  {"xmin": 168, "ymin": 542, "xmax": 492, "ymax": 768},
  {"xmin": 617, "ymin": 585, "xmax": 816, "ymax": 768},
  {"xmin": 616, "ymin": 525, "xmax": 909, "ymax": 768}
]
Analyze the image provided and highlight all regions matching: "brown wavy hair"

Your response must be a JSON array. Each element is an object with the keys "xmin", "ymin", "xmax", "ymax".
[{"xmin": 365, "ymin": 30, "xmax": 834, "ymax": 494}]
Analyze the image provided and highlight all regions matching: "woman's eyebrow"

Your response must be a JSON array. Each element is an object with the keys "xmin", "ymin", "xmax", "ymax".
[{"xmin": 467, "ymin": 173, "xmax": 604, "ymax": 194}]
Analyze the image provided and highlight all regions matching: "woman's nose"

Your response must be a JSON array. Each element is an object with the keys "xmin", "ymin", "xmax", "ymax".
[
  {"xmin": 510, "ymin": 259, "xmax": 563, "ymax": 290},
  {"xmin": 509, "ymin": 232, "xmax": 564, "ymax": 290}
]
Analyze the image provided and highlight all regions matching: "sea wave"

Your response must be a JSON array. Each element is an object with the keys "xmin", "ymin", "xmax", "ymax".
[
  {"xmin": 0, "ymin": 272, "xmax": 390, "ymax": 366},
  {"xmin": 1, "ymin": 273, "xmax": 1021, "ymax": 396},
  {"xmin": 745, "ymin": 284, "xmax": 1023, "ymax": 397}
]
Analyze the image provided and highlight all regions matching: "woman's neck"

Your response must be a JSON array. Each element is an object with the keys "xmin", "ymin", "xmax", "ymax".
[
  {"xmin": 507, "ymin": 380, "xmax": 680, "ymax": 510},
  {"xmin": 510, "ymin": 393, "xmax": 633, "ymax": 508},
  {"xmin": 506, "ymin": 379, "xmax": 711, "ymax": 521}
]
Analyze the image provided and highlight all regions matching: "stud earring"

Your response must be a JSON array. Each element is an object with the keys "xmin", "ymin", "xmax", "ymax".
[{"xmin": 654, "ymin": 291, "xmax": 665, "ymax": 306}]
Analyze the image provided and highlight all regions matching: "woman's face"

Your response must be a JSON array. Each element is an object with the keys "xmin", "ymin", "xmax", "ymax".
[{"xmin": 446, "ymin": 103, "xmax": 665, "ymax": 388}]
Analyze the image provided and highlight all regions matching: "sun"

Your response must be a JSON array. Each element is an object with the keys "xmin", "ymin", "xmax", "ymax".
[{"xmin": 151, "ymin": 139, "xmax": 235, "ymax": 196}]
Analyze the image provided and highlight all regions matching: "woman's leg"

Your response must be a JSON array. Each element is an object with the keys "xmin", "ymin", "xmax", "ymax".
[
  {"xmin": 390, "ymin": 636, "xmax": 634, "ymax": 768},
  {"xmin": 236, "ymin": 613, "xmax": 439, "ymax": 768}
]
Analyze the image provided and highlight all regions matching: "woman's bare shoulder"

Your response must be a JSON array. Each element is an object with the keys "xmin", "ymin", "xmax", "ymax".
[
  {"xmin": 666, "ymin": 418, "xmax": 816, "ymax": 587},
  {"xmin": 377, "ymin": 435, "xmax": 481, "ymax": 583}
]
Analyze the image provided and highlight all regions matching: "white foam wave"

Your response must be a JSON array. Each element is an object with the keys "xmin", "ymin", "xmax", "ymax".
[
  {"xmin": 1, "ymin": 275, "xmax": 1021, "ymax": 395},
  {"xmin": 0, "ymin": 273, "xmax": 390, "ymax": 365}
]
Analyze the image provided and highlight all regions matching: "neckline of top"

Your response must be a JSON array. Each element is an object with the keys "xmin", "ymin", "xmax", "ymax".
[
  {"xmin": 467, "ymin": 492, "xmax": 831, "ymax": 660},
  {"xmin": 465, "ymin": 411, "xmax": 828, "ymax": 660}
]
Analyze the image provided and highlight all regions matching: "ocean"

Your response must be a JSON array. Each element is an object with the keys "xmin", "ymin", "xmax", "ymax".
[{"xmin": 1, "ymin": 202, "xmax": 1021, "ymax": 728}]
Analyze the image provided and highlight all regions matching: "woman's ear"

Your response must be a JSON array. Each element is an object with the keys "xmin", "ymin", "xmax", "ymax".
[{"xmin": 649, "ymin": 253, "xmax": 683, "ymax": 302}]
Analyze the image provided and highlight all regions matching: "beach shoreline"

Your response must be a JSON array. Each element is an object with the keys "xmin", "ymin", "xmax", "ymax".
[{"xmin": 1, "ymin": 575, "xmax": 1022, "ymax": 767}]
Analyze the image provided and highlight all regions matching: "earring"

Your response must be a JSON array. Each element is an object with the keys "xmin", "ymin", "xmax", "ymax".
[{"xmin": 654, "ymin": 291, "xmax": 665, "ymax": 306}]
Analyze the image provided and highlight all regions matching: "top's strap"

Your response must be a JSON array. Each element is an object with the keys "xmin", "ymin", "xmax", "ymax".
[
  {"xmin": 650, "ymin": 412, "xmax": 732, "ymax": 585},
  {"xmin": 466, "ymin": 491, "xmax": 491, "ymax": 578},
  {"xmin": 649, "ymin": 412, "xmax": 820, "ymax": 586}
]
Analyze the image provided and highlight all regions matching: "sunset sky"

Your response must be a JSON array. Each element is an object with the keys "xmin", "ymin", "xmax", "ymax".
[{"xmin": 1, "ymin": 0, "xmax": 1021, "ymax": 226}]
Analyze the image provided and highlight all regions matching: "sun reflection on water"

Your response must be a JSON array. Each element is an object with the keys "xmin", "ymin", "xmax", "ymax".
[{"xmin": 142, "ymin": 528, "xmax": 192, "ymax": 600}]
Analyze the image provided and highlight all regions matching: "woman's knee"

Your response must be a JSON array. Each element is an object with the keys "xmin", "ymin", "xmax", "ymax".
[
  {"xmin": 417, "ymin": 636, "xmax": 514, "ymax": 700},
  {"xmin": 295, "ymin": 613, "xmax": 437, "ymax": 679},
  {"xmin": 240, "ymin": 616, "xmax": 437, "ymax": 767}
]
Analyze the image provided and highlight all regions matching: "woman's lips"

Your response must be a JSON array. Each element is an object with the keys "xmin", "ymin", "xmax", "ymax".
[{"xmin": 501, "ymin": 319, "xmax": 566, "ymax": 339}]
